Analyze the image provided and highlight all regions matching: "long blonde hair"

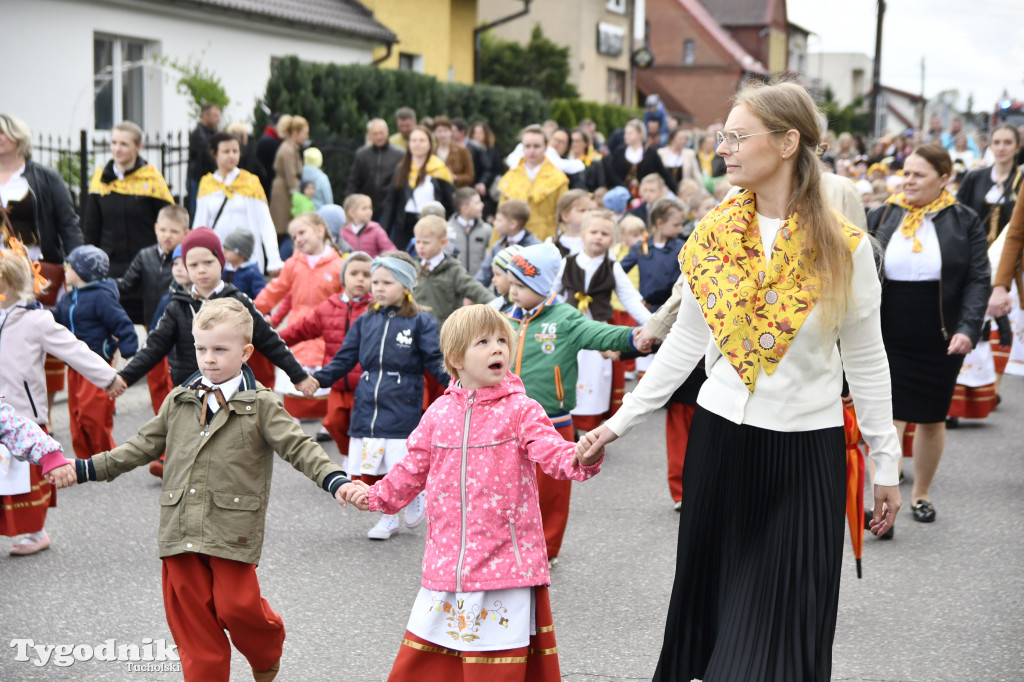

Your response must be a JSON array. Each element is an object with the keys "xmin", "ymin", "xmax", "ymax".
[
  {"xmin": 734, "ymin": 80, "xmax": 856, "ymax": 331},
  {"xmin": 0, "ymin": 248, "xmax": 41, "ymax": 304}
]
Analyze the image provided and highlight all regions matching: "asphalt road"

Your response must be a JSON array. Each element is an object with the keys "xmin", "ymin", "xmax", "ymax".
[{"xmin": 1, "ymin": 375, "xmax": 1021, "ymax": 681}]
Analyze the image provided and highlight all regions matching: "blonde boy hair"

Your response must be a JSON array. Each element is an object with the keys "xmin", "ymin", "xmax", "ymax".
[
  {"xmin": 617, "ymin": 214, "xmax": 647, "ymax": 238},
  {"xmin": 342, "ymin": 193, "xmax": 371, "ymax": 216},
  {"xmin": 581, "ymin": 209, "xmax": 617, "ymax": 235},
  {"xmin": 440, "ymin": 305, "xmax": 516, "ymax": 379},
  {"xmin": 0, "ymin": 248, "xmax": 40, "ymax": 304},
  {"xmin": 157, "ymin": 204, "xmax": 190, "ymax": 229},
  {"xmin": 413, "ymin": 215, "xmax": 448, "ymax": 240},
  {"xmin": 193, "ymin": 298, "xmax": 253, "ymax": 344}
]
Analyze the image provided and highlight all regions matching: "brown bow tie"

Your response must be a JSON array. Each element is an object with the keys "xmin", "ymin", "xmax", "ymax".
[
  {"xmin": 190, "ymin": 380, "xmax": 228, "ymax": 427},
  {"xmin": 421, "ymin": 262, "xmax": 432, "ymax": 275}
]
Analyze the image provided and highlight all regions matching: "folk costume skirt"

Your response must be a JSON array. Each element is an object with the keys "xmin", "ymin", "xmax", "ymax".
[
  {"xmin": 653, "ymin": 407, "xmax": 846, "ymax": 682},
  {"xmin": 881, "ymin": 281, "xmax": 964, "ymax": 423}
]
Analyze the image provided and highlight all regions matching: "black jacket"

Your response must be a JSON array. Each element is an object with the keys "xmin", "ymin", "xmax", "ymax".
[
  {"xmin": 187, "ymin": 123, "xmax": 217, "ymax": 182},
  {"xmin": 346, "ymin": 142, "xmax": 405, "ymax": 218},
  {"xmin": 256, "ymin": 130, "xmax": 282, "ymax": 196},
  {"xmin": 119, "ymin": 283, "xmax": 307, "ymax": 387},
  {"xmin": 82, "ymin": 157, "xmax": 168, "ymax": 278},
  {"xmin": 21, "ymin": 159, "xmax": 83, "ymax": 264},
  {"xmin": 464, "ymin": 139, "xmax": 491, "ymax": 187},
  {"xmin": 117, "ymin": 244, "xmax": 174, "ymax": 326},
  {"xmin": 380, "ymin": 176, "xmax": 455, "ymax": 244},
  {"xmin": 867, "ymin": 201, "xmax": 991, "ymax": 345},
  {"xmin": 603, "ymin": 146, "xmax": 678, "ymax": 194}
]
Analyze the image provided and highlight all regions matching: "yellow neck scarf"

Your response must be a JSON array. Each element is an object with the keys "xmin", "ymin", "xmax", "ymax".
[
  {"xmin": 498, "ymin": 158, "xmax": 568, "ymax": 205},
  {"xmin": 409, "ymin": 155, "xmax": 453, "ymax": 187},
  {"xmin": 197, "ymin": 169, "xmax": 267, "ymax": 202},
  {"xmin": 88, "ymin": 164, "xmax": 173, "ymax": 204},
  {"xmin": 680, "ymin": 190, "xmax": 863, "ymax": 392},
  {"xmin": 885, "ymin": 189, "xmax": 956, "ymax": 253}
]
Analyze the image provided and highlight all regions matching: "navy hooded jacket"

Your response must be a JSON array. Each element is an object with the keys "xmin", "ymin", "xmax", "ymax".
[{"xmin": 54, "ymin": 280, "xmax": 138, "ymax": 360}]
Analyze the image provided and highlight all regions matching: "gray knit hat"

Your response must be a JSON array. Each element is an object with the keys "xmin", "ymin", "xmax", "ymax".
[
  {"xmin": 66, "ymin": 245, "xmax": 109, "ymax": 282},
  {"xmin": 222, "ymin": 229, "xmax": 255, "ymax": 261}
]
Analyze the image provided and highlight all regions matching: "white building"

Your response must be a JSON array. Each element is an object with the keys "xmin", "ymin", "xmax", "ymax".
[
  {"xmin": 8, "ymin": 0, "xmax": 395, "ymax": 139},
  {"xmin": 807, "ymin": 52, "xmax": 873, "ymax": 106}
]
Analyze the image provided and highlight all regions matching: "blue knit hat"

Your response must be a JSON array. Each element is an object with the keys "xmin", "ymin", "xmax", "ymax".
[
  {"xmin": 492, "ymin": 244, "xmax": 523, "ymax": 271},
  {"xmin": 66, "ymin": 245, "xmax": 109, "ymax": 283},
  {"xmin": 172, "ymin": 245, "xmax": 182, "ymax": 261},
  {"xmin": 603, "ymin": 186, "xmax": 630, "ymax": 214},
  {"xmin": 506, "ymin": 243, "xmax": 560, "ymax": 297}
]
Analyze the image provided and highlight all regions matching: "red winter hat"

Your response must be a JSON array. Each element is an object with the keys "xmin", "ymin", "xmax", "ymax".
[{"xmin": 180, "ymin": 227, "xmax": 225, "ymax": 268}]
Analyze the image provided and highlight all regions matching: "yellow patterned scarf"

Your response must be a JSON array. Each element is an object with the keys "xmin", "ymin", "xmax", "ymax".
[
  {"xmin": 409, "ymin": 155, "xmax": 453, "ymax": 187},
  {"xmin": 197, "ymin": 169, "xmax": 267, "ymax": 202},
  {"xmin": 885, "ymin": 189, "xmax": 956, "ymax": 253},
  {"xmin": 88, "ymin": 164, "xmax": 174, "ymax": 204},
  {"xmin": 680, "ymin": 190, "xmax": 863, "ymax": 392},
  {"xmin": 497, "ymin": 158, "xmax": 567, "ymax": 205}
]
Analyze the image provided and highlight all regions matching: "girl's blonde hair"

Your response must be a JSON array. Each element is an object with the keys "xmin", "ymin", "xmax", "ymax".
[
  {"xmin": 0, "ymin": 114, "xmax": 33, "ymax": 158},
  {"xmin": 289, "ymin": 213, "xmax": 344, "ymax": 256},
  {"xmin": 617, "ymin": 214, "xmax": 647, "ymax": 238},
  {"xmin": 0, "ymin": 248, "xmax": 41, "ymax": 304},
  {"xmin": 734, "ymin": 79, "xmax": 857, "ymax": 331},
  {"xmin": 555, "ymin": 189, "xmax": 591, "ymax": 225},
  {"xmin": 439, "ymin": 305, "xmax": 516, "ymax": 379},
  {"xmin": 342, "ymin": 193, "xmax": 371, "ymax": 216},
  {"xmin": 372, "ymin": 250, "xmax": 420, "ymax": 318}
]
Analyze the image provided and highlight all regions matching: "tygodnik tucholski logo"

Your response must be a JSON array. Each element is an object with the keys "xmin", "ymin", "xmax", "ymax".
[{"xmin": 10, "ymin": 637, "xmax": 181, "ymax": 671}]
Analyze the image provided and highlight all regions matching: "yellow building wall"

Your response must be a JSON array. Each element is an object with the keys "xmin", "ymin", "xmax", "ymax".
[
  {"xmin": 768, "ymin": 28, "xmax": 788, "ymax": 74},
  {"xmin": 364, "ymin": 0, "xmax": 477, "ymax": 84}
]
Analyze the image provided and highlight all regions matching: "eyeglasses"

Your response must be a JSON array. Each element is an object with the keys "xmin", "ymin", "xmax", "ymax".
[{"xmin": 716, "ymin": 130, "xmax": 787, "ymax": 152}]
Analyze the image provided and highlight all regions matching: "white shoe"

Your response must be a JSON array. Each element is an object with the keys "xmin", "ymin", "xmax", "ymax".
[
  {"xmin": 367, "ymin": 514, "xmax": 400, "ymax": 540},
  {"xmin": 404, "ymin": 491, "xmax": 426, "ymax": 529}
]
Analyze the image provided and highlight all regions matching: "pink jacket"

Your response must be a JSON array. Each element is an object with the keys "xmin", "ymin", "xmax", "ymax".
[
  {"xmin": 368, "ymin": 372, "xmax": 602, "ymax": 592},
  {"xmin": 339, "ymin": 222, "xmax": 395, "ymax": 258}
]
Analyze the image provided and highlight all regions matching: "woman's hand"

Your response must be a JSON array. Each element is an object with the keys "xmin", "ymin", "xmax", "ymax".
[
  {"xmin": 947, "ymin": 333, "xmax": 972, "ymax": 355},
  {"xmin": 987, "ymin": 285, "xmax": 1011, "ymax": 318},
  {"xmin": 869, "ymin": 484, "xmax": 901, "ymax": 537},
  {"xmin": 574, "ymin": 425, "xmax": 618, "ymax": 467}
]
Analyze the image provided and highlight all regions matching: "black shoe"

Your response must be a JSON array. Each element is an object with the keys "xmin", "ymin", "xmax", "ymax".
[
  {"xmin": 864, "ymin": 509, "xmax": 894, "ymax": 539},
  {"xmin": 912, "ymin": 499, "xmax": 936, "ymax": 523},
  {"xmin": 315, "ymin": 428, "xmax": 332, "ymax": 443},
  {"xmin": 946, "ymin": 416, "xmax": 959, "ymax": 429}
]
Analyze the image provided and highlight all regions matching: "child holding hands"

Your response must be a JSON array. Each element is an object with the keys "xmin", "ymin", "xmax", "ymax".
[
  {"xmin": 57, "ymin": 298, "xmax": 362, "ymax": 682},
  {"xmin": 346, "ymin": 304, "xmax": 604, "ymax": 682}
]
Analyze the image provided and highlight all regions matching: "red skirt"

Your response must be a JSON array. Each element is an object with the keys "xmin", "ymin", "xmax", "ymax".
[
  {"xmin": 44, "ymin": 354, "xmax": 65, "ymax": 393},
  {"xmin": 282, "ymin": 394, "xmax": 328, "ymax": 419},
  {"xmin": 991, "ymin": 327, "xmax": 1011, "ymax": 374},
  {"xmin": 386, "ymin": 586, "xmax": 560, "ymax": 682},
  {"xmin": 947, "ymin": 383, "xmax": 998, "ymax": 419},
  {"xmin": 0, "ymin": 465, "xmax": 56, "ymax": 537},
  {"xmin": 248, "ymin": 352, "xmax": 276, "ymax": 389}
]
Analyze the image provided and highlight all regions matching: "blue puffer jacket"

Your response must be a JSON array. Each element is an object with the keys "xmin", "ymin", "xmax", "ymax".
[
  {"xmin": 313, "ymin": 307, "xmax": 449, "ymax": 439},
  {"xmin": 54, "ymin": 280, "xmax": 138, "ymax": 360}
]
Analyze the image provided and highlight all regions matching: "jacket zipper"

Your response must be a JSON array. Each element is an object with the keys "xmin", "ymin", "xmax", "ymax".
[
  {"xmin": 68, "ymin": 289, "xmax": 79, "ymax": 335},
  {"xmin": 24, "ymin": 381, "xmax": 38, "ymax": 418},
  {"xmin": 368, "ymin": 312, "xmax": 394, "ymax": 436},
  {"xmin": 937, "ymin": 275, "xmax": 948, "ymax": 341},
  {"xmin": 454, "ymin": 391, "xmax": 476, "ymax": 592},
  {"xmin": 509, "ymin": 517, "xmax": 522, "ymax": 566}
]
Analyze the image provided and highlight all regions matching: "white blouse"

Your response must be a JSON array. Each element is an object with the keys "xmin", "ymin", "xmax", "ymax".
[
  {"xmin": 883, "ymin": 213, "xmax": 942, "ymax": 281},
  {"xmin": 194, "ymin": 168, "xmax": 283, "ymax": 273}
]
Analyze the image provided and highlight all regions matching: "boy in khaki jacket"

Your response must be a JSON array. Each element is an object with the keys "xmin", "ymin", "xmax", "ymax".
[{"xmin": 57, "ymin": 298, "xmax": 362, "ymax": 682}]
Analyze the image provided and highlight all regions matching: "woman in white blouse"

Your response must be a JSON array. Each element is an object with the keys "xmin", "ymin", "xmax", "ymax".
[
  {"xmin": 577, "ymin": 82, "xmax": 902, "ymax": 682},
  {"xmin": 194, "ymin": 131, "xmax": 282, "ymax": 275},
  {"xmin": 867, "ymin": 144, "xmax": 990, "ymax": 524}
]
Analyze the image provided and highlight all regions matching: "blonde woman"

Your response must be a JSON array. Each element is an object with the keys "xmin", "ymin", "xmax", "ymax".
[{"xmin": 269, "ymin": 114, "xmax": 309, "ymax": 253}]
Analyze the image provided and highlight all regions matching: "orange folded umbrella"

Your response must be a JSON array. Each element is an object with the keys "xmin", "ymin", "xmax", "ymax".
[{"xmin": 843, "ymin": 405, "xmax": 866, "ymax": 579}]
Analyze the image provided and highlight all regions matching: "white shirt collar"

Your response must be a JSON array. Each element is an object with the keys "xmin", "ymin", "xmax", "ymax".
[
  {"xmin": 422, "ymin": 252, "xmax": 445, "ymax": 270},
  {"xmin": 198, "ymin": 373, "xmax": 244, "ymax": 413},
  {"xmin": 215, "ymin": 167, "xmax": 241, "ymax": 185},
  {"xmin": 191, "ymin": 281, "xmax": 226, "ymax": 299}
]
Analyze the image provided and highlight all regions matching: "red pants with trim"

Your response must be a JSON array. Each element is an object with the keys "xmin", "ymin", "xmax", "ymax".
[
  {"xmin": 146, "ymin": 357, "xmax": 174, "ymax": 414},
  {"xmin": 0, "ymin": 464, "xmax": 55, "ymax": 537},
  {"xmin": 536, "ymin": 423, "xmax": 575, "ymax": 560},
  {"xmin": 423, "ymin": 372, "xmax": 446, "ymax": 410},
  {"xmin": 44, "ymin": 354, "xmax": 65, "ymax": 393},
  {"xmin": 666, "ymin": 403, "xmax": 696, "ymax": 503},
  {"xmin": 323, "ymin": 389, "xmax": 354, "ymax": 456},
  {"xmin": 247, "ymin": 352, "xmax": 276, "ymax": 389},
  {"xmin": 162, "ymin": 553, "xmax": 284, "ymax": 682},
  {"xmin": 67, "ymin": 367, "xmax": 116, "ymax": 459}
]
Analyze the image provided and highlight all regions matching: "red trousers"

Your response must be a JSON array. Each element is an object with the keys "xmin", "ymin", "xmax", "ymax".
[
  {"xmin": 423, "ymin": 372, "xmax": 446, "ymax": 410},
  {"xmin": 323, "ymin": 389, "xmax": 354, "ymax": 456},
  {"xmin": 666, "ymin": 403, "xmax": 696, "ymax": 503},
  {"xmin": 536, "ymin": 423, "xmax": 575, "ymax": 560},
  {"xmin": 162, "ymin": 553, "xmax": 284, "ymax": 681},
  {"xmin": 387, "ymin": 586, "xmax": 560, "ymax": 682},
  {"xmin": 146, "ymin": 357, "xmax": 174, "ymax": 414},
  {"xmin": 44, "ymin": 354, "xmax": 65, "ymax": 393},
  {"xmin": 0, "ymin": 464, "xmax": 55, "ymax": 537},
  {"xmin": 248, "ymin": 352, "xmax": 276, "ymax": 389},
  {"xmin": 67, "ymin": 367, "xmax": 115, "ymax": 459}
]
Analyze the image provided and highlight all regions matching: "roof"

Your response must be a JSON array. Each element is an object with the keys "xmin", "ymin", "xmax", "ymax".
[
  {"xmin": 881, "ymin": 84, "xmax": 925, "ymax": 103},
  {"xmin": 678, "ymin": 0, "xmax": 768, "ymax": 74},
  {"xmin": 148, "ymin": 0, "xmax": 397, "ymax": 43},
  {"xmin": 697, "ymin": 0, "xmax": 774, "ymax": 27}
]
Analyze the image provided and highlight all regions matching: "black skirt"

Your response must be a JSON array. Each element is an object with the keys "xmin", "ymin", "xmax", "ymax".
[
  {"xmin": 881, "ymin": 280, "xmax": 965, "ymax": 423},
  {"xmin": 653, "ymin": 406, "xmax": 846, "ymax": 682}
]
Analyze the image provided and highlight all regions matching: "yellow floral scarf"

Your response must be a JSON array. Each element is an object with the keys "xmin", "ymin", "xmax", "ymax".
[
  {"xmin": 409, "ymin": 155, "xmax": 454, "ymax": 187},
  {"xmin": 680, "ymin": 190, "xmax": 863, "ymax": 392},
  {"xmin": 197, "ymin": 168, "xmax": 267, "ymax": 202},
  {"xmin": 88, "ymin": 164, "xmax": 174, "ymax": 204},
  {"xmin": 885, "ymin": 189, "xmax": 956, "ymax": 253},
  {"xmin": 497, "ymin": 158, "xmax": 567, "ymax": 205}
]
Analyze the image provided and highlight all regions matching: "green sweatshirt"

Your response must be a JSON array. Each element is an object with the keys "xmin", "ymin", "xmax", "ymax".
[
  {"xmin": 508, "ymin": 296, "xmax": 636, "ymax": 417},
  {"xmin": 413, "ymin": 256, "xmax": 495, "ymax": 325}
]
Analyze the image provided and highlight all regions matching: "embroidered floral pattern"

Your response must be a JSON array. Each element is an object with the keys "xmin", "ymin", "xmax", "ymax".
[
  {"xmin": 430, "ymin": 595, "xmax": 511, "ymax": 644},
  {"xmin": 197, "ymin": 168, "xmax": 267, "ymax": 202},
  {"xmin": 680, "ymin": 190, "xmax": 862, "ymax": 392},
  {"xmin": 88, "ymin": 165, "xmax": 174, "ymax": 204}
]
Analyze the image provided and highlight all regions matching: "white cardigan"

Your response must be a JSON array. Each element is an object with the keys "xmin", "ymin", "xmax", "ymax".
[{"xmin": 605, "ymin": 238, "xmax": 902, "ymax": 486}]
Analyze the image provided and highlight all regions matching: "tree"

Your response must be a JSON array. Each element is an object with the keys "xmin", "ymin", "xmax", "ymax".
[
  {"xmin": 821, "ymin": 87, "xmax": 870, "ymax": 136},
  {"xmin": 158, "ymin": 53, "xmax": 231, "ymax": 121},
  {"xmin": 479, "ymin": 25, "xmax": 579, "ymax": 100}
]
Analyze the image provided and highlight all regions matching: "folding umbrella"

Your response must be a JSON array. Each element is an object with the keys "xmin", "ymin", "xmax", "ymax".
[{"xmin": 842, "ymin": 404, "xmax": 866, "ymax": 579}]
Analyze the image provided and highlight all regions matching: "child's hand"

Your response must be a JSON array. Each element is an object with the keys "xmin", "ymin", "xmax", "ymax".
[
  {"xmin": 577, "ymin": 444, "xmax": 605, "ymax": 467},
  {"xmin": 295, "ymin": 376, "xmax": 319, "ymax": 397},
  {"xmin": 336, "ymin": 481, "xmax": 370, "ymax": 510},
  {"xmin": 633, "ymin": 326, "xmax": 658, "ymax": 354},
  {"xmin": 600, "ymin": 350, "xmax": 620, "ymax": 361},
  {"xmin": 574, "ymin": 425, "xmax": 617, "ymax": 467},
  {"xmin": 106, "ymin": 375, "xmax": 128, "ymax": 399},
  {"xmin": 47, "ymin": 461, "xmax": 77, "ymax": 489}
]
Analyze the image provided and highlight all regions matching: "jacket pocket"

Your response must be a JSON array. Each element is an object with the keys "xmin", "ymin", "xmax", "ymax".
[
  {"xmin": 23, "ymin": 381, "xmax": 39, "ymax": 419},
  {"xmin": 210, "ymin": 491, "xmax": 262, "ymax": 547},
  {"xmin": 158, "ymin": 488, "xmax": 185, "ymax": 542},
  {"xmin": 508, "ymin": 517, "xmax": 523, "ymax": 566}
]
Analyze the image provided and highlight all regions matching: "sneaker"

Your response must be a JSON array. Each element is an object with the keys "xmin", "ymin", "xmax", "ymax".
[
  {"xmin": 367, "ymin": 514, "xmax": 400, "ymax": 540},
  {"xmin": 673, "ymin": 501, "xmax": 682, "ymax": 512},
  {"xmin": 315, "ymin": 427, "xmax": 332, "ymax": 443},
  {"xmin": 9, "ymin": 530, "xmax": 51, "ymax": 556},
  {"xmin": 404, "ymin": 491, "xmax": 426, "ymax": 529},
  {"xmin": 548, "ymin": 557, "xmax": 559, "ymax": 569},
  {"xmin": 624, "ymin": 371, "xmax": 637, "ymax": 381}
]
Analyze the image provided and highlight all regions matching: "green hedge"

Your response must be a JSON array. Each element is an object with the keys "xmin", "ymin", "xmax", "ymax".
[
  {"xmin": 549, "ymin": 99, "xmax": 642, "ymax": 136},
  {"xmin": 255, "ymin": 57, "xmax": 551, "ymax": 197}
]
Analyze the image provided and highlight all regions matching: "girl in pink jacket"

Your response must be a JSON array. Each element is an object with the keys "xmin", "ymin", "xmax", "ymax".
[{"xmin": 349, "ymin": 305, "xmax": 605, "ymax": 682}]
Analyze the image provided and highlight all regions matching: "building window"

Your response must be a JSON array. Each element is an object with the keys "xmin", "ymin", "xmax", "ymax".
[
  {"xmin": 597, "ymin": 22, "xmax": 625, "ymax": 57},
  {"xmin": 398, "ymin": 52, "xmax": 424, "ymax": 74},
  {"xmin": 606, "ymin": 0, "xmax": 627, "ymax": 14},
  {"xmin": 607, "ymin": 68, "xmax": 626, "ymax": 105},
  {"xmin": 94, "ymin": 35, "xmax": 149, "ymax": 130},
  {"xmin": 684, "ymin": 40, "xmax": 695, "ymax": 65}
]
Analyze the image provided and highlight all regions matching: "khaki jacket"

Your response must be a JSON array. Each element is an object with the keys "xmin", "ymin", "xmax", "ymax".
[{"xmin": 90, "ymin": 367, "xmax": 343, "ymax": 565}]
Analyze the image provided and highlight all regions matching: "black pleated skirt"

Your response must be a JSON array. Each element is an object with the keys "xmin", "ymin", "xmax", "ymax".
[
  {"xmin": 653, "ymin": 406, "xmax": 846, "ymax": 682},
  {"xmin": 881, "ymin": 280, "xmax": 965, "ymax": 423}
]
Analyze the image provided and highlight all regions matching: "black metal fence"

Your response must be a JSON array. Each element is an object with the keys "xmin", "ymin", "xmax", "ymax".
[{"xmin": 32, "ymin": 131, "xmax": 189, "ymax": 215}]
